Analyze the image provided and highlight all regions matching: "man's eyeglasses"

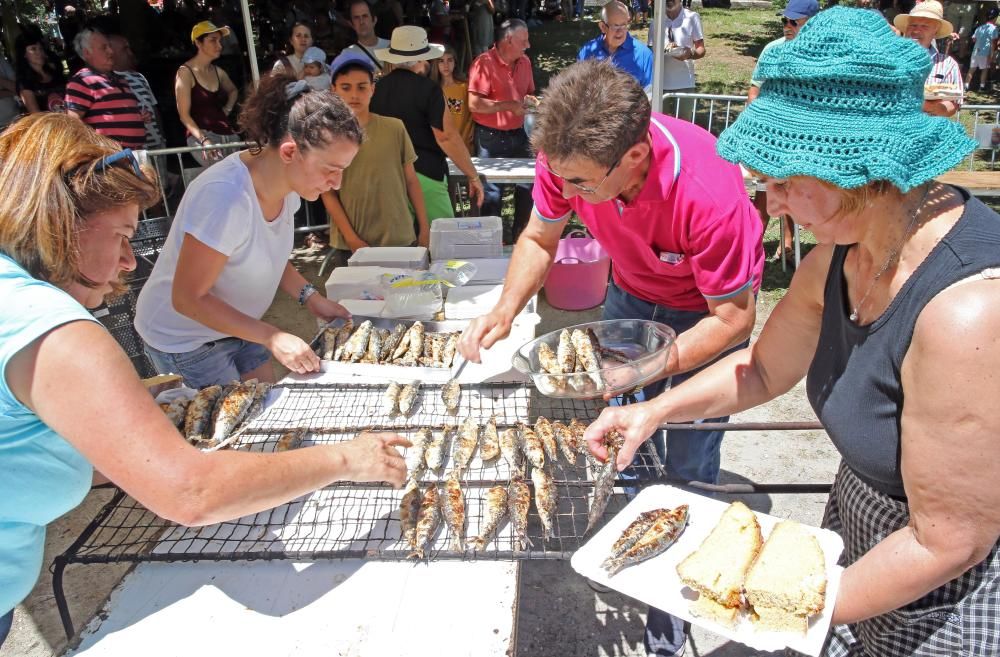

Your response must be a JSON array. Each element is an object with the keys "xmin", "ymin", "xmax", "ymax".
[
  {"xmin": 781, "ymin": 16, "xmax": 804, "ymax": 27},
  {"xmin": 542, "ymin": 157, "xmax": 622, "ymax": 195},
  {"xmin": 93, "ymin": 148, "xmax": 146, "ymax": 179},
  {"xmin": 602, "ymin": 21, "xmax": 630, "ymax": 31}
]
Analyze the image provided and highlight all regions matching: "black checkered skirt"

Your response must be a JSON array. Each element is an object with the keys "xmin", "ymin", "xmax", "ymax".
[{"xmin": 821, "ymin": 462, "xmax": 1000, "ymax": 656}]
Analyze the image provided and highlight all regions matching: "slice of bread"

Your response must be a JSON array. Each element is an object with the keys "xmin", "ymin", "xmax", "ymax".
[
  {"xmin": 690, "ymin": 595, "xmax": 741, "ymax": 627},
  {"xmin": 750, "ymin": 606, "xmax": 809, "ymax": 635},
  {"xmin": 676, "ymin": 501, "xmax": 763, "ymax": 608},
  {"xmin": 744, "ymin": 520, "xmax": 827, "ymax": 618}
]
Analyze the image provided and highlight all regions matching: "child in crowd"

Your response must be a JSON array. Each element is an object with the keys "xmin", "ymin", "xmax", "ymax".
[
  {"xmin": 321, "ymin": 51, "xmax": 430, "ymax": 269},
  {"xmin": 432, "ymin": 45, "xmax": 474, "ymax": 153},
  {"xmin": 302, "ymin": 46, "xmax": 332, "ymax": 91},
  {"xmin": 967, "ymin": 8, "xmax": 999, "ymax": 91}
]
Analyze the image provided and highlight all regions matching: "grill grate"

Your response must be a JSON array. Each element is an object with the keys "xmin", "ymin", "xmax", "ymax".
[{"xmin": 64, "ymin": 382, "xmax": 665, "ymax": 564}]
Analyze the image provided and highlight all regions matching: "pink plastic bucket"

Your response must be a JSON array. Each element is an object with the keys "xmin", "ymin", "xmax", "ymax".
[{"xmin": 543, "ymin": 233, "xmax": 610, "ymax": 310}]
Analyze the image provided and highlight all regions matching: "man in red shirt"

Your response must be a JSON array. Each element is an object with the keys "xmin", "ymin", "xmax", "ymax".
[{"xmin": 468, "ymin": 18, "xmax": 537, "ymax": 240}]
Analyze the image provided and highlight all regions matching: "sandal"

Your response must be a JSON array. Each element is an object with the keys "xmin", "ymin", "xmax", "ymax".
[{"xmin": 304, "ymin": 232, "xmax": 328, "ymax": 250}]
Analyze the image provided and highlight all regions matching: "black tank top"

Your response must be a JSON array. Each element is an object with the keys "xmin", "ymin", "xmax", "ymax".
[{"xmin": 807, "ymin": 189, "xmax": 1000, "ymax": 499}]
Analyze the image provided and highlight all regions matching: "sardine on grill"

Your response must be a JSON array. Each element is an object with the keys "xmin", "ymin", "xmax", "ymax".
[
  {"xmin": 361, "ymin": 327, "xmax": 382, "ymax": 363},
  {"xmin": 390, "ymin": 323, "xmax": 412, "ymax": 361},
  {"xmin": 585, "ymin": 438, "xmax": 620, "ymax": 535},
  {"xmin": 480, "ymin": 415, "xmax": 500, "ymax": 461},
  {"xmin": 552, "ymin": 421, "xmax": 578, "ymax": 465},
  {"xmin": 508, "ymin": 476, "xmax": 533, "ymax": 551},
  {"xmin": 320, "ymin": 327, "xmax": 337, "ymax": 360},
  {"xmin": 500, "ymin": 428, "xmax": 524, "ymax": 476},
  {"xmin": 161, "ymin": 398, "xmax": 190, "ymax": 429},
  {"xmin": 535, "ymin": 416, "xmax": 559, "ymax": 464},
  {"xmin": 207, "ymin": 381, "xmax": 258, "ymax": 447},
  {"xmin": 183, "ymin": 384, "xmax": 223, "ymax": 445},
  {"xmin": 603, "ymin": 505, "xmax": 689, "ymax": 576},
  {"xmin": 398, "ymin": 381, "xmax": 421, "ymax": 416},
  {"xmin": 275, "ymin": 427, "xmax": 306, "ymax": 452},
  {"xmin": 531, "ymin": 466, "xmax": 558, "ymax": 541},
  {"xmin": 405, "ymin": 428, "xmax": 432, "ymax": 481},
  {"xmin": 381, "ymin": 324, "xmax": 406, "ymax": 362},
  {"xmin": 518, "ymin": 423, "xmax": 546, "ymax": 470},
  {"xmin": 405, "ymin": 321, "xmax": 425, "ymax": 361},
  {"xmin": 399, "ymin": 480, "xmax": 422, "ymax": 549},
  {"xmin": 471, "ymin": 484, "xmax": 508, "ymax": 552},
  {"xmin": 557, "ymin": 328, "xmax": 576, "ymax": 374},
  {"xmin": 442, "ymin": 379, "xmax": 461, "ymax": 413},
  {"xmin": 440, "ymin": 473, "xmax": 467, "ymax": 551},
  {"xmin": 332, "ymin": 319, "xmax": 354, "ymax": 361},
  {"xmin": 442, "ymin": 332, "xmax": 460, "ymax": 368},
  {"xmin": 408, "ymin": 483, "xmax": 441, "ymax": 560},
  {"xmin": 382, "ymin": 381, "xmax": 402, "ymax": 415},
  {"xmin": 344, "ymin": 320, "xmax": 373, "ymax": 363},
  {"xmin": 425, "ymin": 425, "xmax": 449, "ymax": 472},
  {"xmin": 430, "ymin": 334, "xmax": 445, "ymax": 365},
  {"xmin": 451, "ymin": 416, "xmax": 479, "ymax": 473}
]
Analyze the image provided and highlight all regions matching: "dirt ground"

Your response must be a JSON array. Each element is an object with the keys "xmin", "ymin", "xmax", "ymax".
[{"xmin": 2, "ymin": 247, "xmax": 839, "ymax": 657}]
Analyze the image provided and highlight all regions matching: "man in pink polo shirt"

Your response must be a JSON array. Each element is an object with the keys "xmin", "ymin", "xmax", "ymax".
[
  {"xmin": 468, "ymin": 18, "xmax": 538, "ymax": 240},
  {"xmin": 460, "ymin": 60, "xmax": 762, "ymax": 654}
]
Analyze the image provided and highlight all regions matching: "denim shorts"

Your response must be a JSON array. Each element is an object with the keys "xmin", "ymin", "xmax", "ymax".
[{"xmin": 144, "ymin": 337, "xmax": 271, "ymax": 389}]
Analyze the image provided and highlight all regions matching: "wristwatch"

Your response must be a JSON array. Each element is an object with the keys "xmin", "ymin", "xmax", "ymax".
[{"xmin": 298, "ymin": 283, "xmax": 318, "ymax": 305}]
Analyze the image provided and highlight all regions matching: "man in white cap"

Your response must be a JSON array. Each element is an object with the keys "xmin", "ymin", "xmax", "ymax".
[
  {"xmin": 371, "ymin": 26, "xmax": 484, "ymax": 220},
  {"xmin": 895, "ymin": 0, "xmax": 964, "ymax": 117}
]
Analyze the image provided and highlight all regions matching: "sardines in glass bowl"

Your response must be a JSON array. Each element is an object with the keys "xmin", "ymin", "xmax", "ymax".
[{"xmin": 512, "ymin": 320, "xmax": 677, "ymax": 399}]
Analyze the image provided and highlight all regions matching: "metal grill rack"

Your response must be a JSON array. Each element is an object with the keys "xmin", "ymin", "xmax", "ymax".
[{"xmin": 58, "ymin": 383, "xmax": 668, "ymax": 569}]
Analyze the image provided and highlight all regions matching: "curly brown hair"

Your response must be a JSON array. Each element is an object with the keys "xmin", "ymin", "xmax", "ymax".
[
  {"xmin": 530, "ymin": 59, "xmax": 651, "ymax": 169},
  {"xmin": 0, "ymin": 113, "xmax": 159, "ymax": 292},
  {"xmin": 238, "ymin": 73, "xmax": 363, "ymax": 153}
]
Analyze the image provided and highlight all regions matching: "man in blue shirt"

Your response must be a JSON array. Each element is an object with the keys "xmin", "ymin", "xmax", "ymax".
[{"xmin": 577, "ymin": 0, "xmax": 653, "ymax": 92}]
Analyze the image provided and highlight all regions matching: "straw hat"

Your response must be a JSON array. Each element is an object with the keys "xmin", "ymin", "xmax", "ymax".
[
  {"xmin": 716, "ymin": 7, "xmax": 974, "ymax": 192},
  {"xmin": 375, "ymin": 26, "xmax": 445, "ymax": 64},
  {"xmin": 893, "ymin": 1, "xmax": 954, "ymax": 39}
]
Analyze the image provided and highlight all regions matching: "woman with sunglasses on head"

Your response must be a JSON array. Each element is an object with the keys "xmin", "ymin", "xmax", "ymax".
[
  {"xmin": 135, "ymin": 74, "xmax": 357, "ymax": 389},
  {"xmin": 0, "ymin": 113, "xmax": 408, "ymax": 647},
  {"xmin": 587, "ymin": 9, "xmax": 1000, "ymax": 656}
]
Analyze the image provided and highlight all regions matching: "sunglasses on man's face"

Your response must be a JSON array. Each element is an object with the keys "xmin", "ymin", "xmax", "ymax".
[{"xmin": 781, "ymin": 16, "xmax": 804, "ymax": 27}]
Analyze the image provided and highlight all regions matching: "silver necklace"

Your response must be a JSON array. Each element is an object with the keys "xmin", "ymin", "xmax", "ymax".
[{"xmin": 850, "ymin": 183, "xmax": 931, "ymax": 323}]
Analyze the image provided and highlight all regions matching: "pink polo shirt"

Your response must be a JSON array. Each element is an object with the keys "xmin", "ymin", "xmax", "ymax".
[
  {"xmin": 533, "ymin": 113, "xmax": 763, "ymax": 312},
  {"xmin": 468, "ymin": 47, "xmax": 535, "ymax": 131}
]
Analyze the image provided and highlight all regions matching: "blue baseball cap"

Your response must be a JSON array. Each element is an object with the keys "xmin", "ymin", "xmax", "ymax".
[
  {"xmin": 329, "ymin": 49, "xmax": 376, "ymax": 78},
  {"xmin": 781, "ymin": 0, "xmax": 819, "ymax": 19}
]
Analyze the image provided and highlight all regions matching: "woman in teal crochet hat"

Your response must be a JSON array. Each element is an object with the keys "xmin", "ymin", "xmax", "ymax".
[{"xmin": 584, "ymin": 7, "xmax": 1000, "ymax": 656}]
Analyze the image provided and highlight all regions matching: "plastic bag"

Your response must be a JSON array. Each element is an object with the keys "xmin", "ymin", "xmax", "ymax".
[
  {"xmin": 429, "ymin": 259, "xmax": 479, "ymax": 287},
  {"xmin": 380, "ymin": 272, "xmax": 448, "ymax": 319}
]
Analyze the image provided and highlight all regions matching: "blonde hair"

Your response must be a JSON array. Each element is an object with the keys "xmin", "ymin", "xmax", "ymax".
[{"xmin": 0, "ymin": 113, "xmax": 159, "ymax": 291}]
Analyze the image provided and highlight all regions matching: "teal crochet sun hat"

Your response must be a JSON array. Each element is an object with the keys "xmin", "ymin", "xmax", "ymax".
[{"xmin": 716, "ymin": 6, "xmax": 975, "ymax": 192}]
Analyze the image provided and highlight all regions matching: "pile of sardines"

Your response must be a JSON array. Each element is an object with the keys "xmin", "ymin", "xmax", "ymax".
[
  {"xmin": 317, "ymin": 319, "xmax": 459, "ymax": 369},
  {"xmin": 536, "ymin": 328, "xmax": 631, "ymax": 392},
  {"xmin": 159, "ymin": 381, "xmax": 276, "ymax": 450},
  {"xmin": 399, "ymin": 413, "xmax": 625, "ymax": 558}
]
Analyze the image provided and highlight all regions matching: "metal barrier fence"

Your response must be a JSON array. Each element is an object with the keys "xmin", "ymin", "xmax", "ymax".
[
  {"xmin": 137, "ymin": 141, "xmax": 330, "ymax": 234},
  {"xmin": 661, "ymin": 92, "xmax": 1000, "ymax": 171}
]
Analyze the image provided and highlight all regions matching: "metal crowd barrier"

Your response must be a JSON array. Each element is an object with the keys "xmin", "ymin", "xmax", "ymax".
[
  {"xmin": 661, "ymin": 92, "xmax": 1000, "ymax": 171},
  {"xmin": 136, "ymin": 141, "xmax": 330, "ymax": 234}
]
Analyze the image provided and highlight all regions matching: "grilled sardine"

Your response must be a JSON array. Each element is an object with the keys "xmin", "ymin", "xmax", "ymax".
[
  {"xmin": 399, "ymin": 480, "xmax": 422, "ymax": 549},
  {"xmin": 405, "ymin": 428, "xmax": 432, "ymax": 481},
  {"xmin": 518, "ymin": 423, "xmax": 546, "ymax": 470},
  {"xmin": 535, "ymin": 416, "xmax": 559, "ymax": 464},
  {"xmin": 480, "ymin": 415, "xmax": 500, "ymax": 461},
  {"xmin": 452, "ymin": 416, "xmax": 479, "ymax": 473},
  {"xmin": 536, "ymin": 342, "xmax": 561, "ymax": 374},
  {"xmin": 442, "ymin": 332, "xmax": 460, "ymax": 368},
  {"xmin": 440, "ymin": 474, "xmax": 466, "ymax": 551},
  {"xmin": 332, "ymin": 319, "xmax": 354, "ymax": 361},
  {"xmin": 531, "ymin": 466, "xmax": 558, "ymax": 541},
  {"xmin": 320, "ymin": 327, "xmax": 337, "ymax": 360},
  {"xmin": 398, "ymin": 381, "xmax": 421, "ymax": 416},
  {"xmin": 552, "ymin": 421, "xmax": 578, "ymax": 465},
  {"xmin": 471, "ymin": 485, "xmax": 508, "ymax": 552},
  {"xmin": 275, "ymin": 427, "xmax": 306, "ymax": 452},
  {"xmin": 382, "ymin": 381, "xmax": 402, "ymax": 415},
  {"xmin": 208, "ymin": 382, "xmax": 257, "ymax": 447},
  {"xmin": 508, "ymin": 477, "xmax": 533, "ymax": 551},
  {"xmin": 557, "ymin": 328, "xmax": 576, "ymax": 374},
  {"xmin": 361, "ymin": 326, "xmax": 382, "ymax": 363},
  {"xmin": 604, "ymin": 505, "xmax": 689, "ymax": 576},
  {"xmin": 442, "ymin": 379, "xmax": 461, "ymax": 413},
  {"xmin": 344, "ymin": 320, "xmax": 373, "ymax": 363},
  {"xmin": 500, "ymin": 428, "xmax": 524, "ymax": 475},
  {"xmin": 381, "ymin": 324, "xmax": 406, "ymax": 362},
  {"xmin": 585, "ymin": 441, "xmax": 619, "ymax": 535},
  {"xmin": 183, "ymin": 384, "xmax": 223, "ymax": 444},
  {"xmin": 408, "ymin": 483, "xmax": 441, "ymax": 559},
  {"xmin": 601, "ymin": 509, "xmax": 668, "ymax": 567},
  {"xmin": 405, "ymin": 321, "xmax": 425, "ymax": 361},
  {"xmin": 425, "ymin": 426, "xmax": 449, "ymax": 472},
  {"xmin": 161, "ymin": 398, "xmax": 190, "ymax": 429},
  {"xmin": 390, "ymin": 323, "xmax": 412, "ymax": 360}
]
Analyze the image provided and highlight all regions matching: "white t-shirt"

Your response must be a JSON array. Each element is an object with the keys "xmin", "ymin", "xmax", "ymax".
[
  {"xmin": 135, "ymin": 153, "xmax": 299, "ymax": 353},
  {"xmin": 272, "ymin": 53, "xmax": 304, "ymax": 77},
  {"xmin": 649, "ymin": 8, "xmax": 704, "ymax": 90}
]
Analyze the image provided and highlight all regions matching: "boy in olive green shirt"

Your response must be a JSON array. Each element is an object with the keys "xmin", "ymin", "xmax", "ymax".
[{"xmin": 321, "ymin": 52, "xmax": 430, "ymax": 268}]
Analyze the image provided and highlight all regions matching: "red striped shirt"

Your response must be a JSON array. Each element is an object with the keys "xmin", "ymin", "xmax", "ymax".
[{"xmin": 65, "ymin": 68, "xmax": 146, "ymax": 149}]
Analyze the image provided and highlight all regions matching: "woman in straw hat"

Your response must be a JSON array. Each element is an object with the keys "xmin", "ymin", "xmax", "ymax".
[
  {"xmin": 895, "ymin": 0, "xmax": 965, "ymax": 118},
  {"xmin": 0, "ymin": 113, "xmax": 409, "ymax": 646},
  {"xmin": 585, "ymin": 8, "xmax": 1000, "ymax": 655}
]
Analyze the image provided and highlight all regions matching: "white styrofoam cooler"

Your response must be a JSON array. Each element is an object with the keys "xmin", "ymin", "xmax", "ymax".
[
  {"xmin": 430, "ymin": 216, "xmax": 503, "ymax": 260},
  {"xmin": 348, "ymin": 246, "xmax": 429, "ymax": 270},
  {"xmin": 324, "ymin": 266, "xmax": 407, "ymax": 301}
]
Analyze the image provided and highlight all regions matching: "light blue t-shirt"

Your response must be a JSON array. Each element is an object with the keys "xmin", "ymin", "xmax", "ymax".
[
  {"xmin": 972, "ymin": 22, "xmax": 999, "ymax": 59},
  {"xmin": 0, "ymin": 253, "xmax": 96, "ymax": 615}
]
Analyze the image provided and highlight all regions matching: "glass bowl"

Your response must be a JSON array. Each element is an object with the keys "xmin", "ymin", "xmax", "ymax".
[{"xmin": 512, "ymin": 319, "xmax": 677, "ymax": 399}]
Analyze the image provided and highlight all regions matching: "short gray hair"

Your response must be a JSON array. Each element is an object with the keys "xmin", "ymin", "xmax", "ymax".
[
  {"xmin": 601, "ymin": 0, "xmax": 630, "ymax": 23},
  {"xmin": 497, "ymin": 18, "xmax": 527, "ymax": 41},
  {"xmin": 394, "ymin": 60, "xmax": 422, "ymax": 69},
  {"xmin": 74, "ymin": 28, "xmax": 100, "ymax": 59}
]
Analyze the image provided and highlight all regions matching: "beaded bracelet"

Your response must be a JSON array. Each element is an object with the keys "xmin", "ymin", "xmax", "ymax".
[{"xmin": 298, "ymin": 283, "xmax": 318, "ymax": 306}]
